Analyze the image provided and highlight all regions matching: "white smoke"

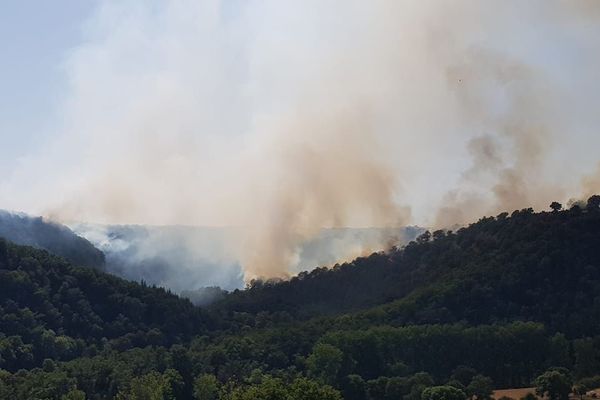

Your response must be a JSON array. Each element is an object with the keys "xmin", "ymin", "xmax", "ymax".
[{"xmin": 1, "ymin": 1, "xmax": 600, "ymax": 280}]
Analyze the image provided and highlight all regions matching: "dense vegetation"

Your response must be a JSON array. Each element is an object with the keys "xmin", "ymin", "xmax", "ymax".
[
  {"xmin": 0, "ymin": 240, "xmax": 211, "ymax": 371},
  {"xmin": 0, "ymin": 210, "xmax": 105, "ymax": 270},
  {"xmin": 219, "ymin": 199, "xmax": 600, "ymax": 336},
  {"xmin": 1, "ymin": 197, "xmax": 600, "ymax": 399}
]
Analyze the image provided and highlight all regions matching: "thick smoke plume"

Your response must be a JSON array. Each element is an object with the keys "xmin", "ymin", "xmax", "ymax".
[
  {"xmin": 2, "ymin": 1, "xmax": 600, "ymax": 281},
  {"xmin": 435, "ymin": 49, "xmax": 565, "ymax": 227}
]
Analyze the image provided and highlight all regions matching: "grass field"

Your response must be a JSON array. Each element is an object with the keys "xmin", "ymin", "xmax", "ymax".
[
  {"xmin": 493, "ymin": 387, "xmax": 536, "ymax": 400},
  {"xmin": 493, "ymin": 387, "xmax": 600, "ymax": 400}
]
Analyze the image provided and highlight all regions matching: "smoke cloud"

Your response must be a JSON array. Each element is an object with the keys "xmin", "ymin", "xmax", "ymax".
[
  {"xmin": 2, "ymin": 1, "xmax": 600, "ymax": 281},
  {"xmin": 435, "ymin": 48, "xmax": 565, "ymax": 227}
]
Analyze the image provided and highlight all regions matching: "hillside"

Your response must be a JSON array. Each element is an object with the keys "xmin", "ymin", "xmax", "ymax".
[
  {"xmin": 217, "ymin": 202, "xmax": 600, "ymax": 337},
  {"xmin": 1, "ymin": 198, "xmax": 600, "ymax": 399},
  {"xmin": 69, "ymin": 223, "xmax": 422, "ymax": 294},
  {"xmin": 0, "ymin": 239, "xmax": 212, "ymax": 372},
  {"xmin": 0, "ymin": 210, "xmax": 105, "ymax": 270}
]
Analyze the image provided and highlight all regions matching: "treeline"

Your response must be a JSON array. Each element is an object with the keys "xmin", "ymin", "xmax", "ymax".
[
  {"xmin": 0, "ymin": 210, "xmax": 105, "ymax": 270},
  {"xmin": 217, "ymin": 197, "xmax": 600, "ymax": 336},
  {"xmin": 0, "ymin": 239, "xmax": 214, "ymax": 372},
  {"xmin": 1, "ymin": 197, "xmax": 600, "ymax": 398},
  {"xmin": 2, "ymin": 320, "xmax": 600, "ymax": 399}
]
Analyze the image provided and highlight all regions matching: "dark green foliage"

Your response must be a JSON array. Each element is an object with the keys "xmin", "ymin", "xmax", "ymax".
[
  {"xmin": 467, "ymin": 375, "xmax": 494, "ymax": 400},
  {"xmin": 217, "ymin": 203, "xmax": 600, "ymax": 337},
  {"xmin": 2, "ymin": 199, "xmax": 600, "ymax": 398},
  {"xmin": 306, "ymin": 343, "xmax": 343, "ymax": 385},
  {"xmin": 422, "ymin": 385, "xmax": 467, "ymax": 400},
  {"xmin": 534, "ymin": 369, "xmax": 573, "ymax": 400},
  {"xmin": 0, "ymin": 211, "xmax": 105, "ymax": 269},
  {"xmin": 0, "ymin": 240, "xmax": 211, "ymax": 372},
  {"xmin": 193, "ymin": 374, "xmax": 219, "ymax": 400}
]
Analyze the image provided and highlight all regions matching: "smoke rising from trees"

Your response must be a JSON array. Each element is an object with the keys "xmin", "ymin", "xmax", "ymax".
[{"xmin": 2, "ymin": 1, "xmax": 600, "ymax": 280}]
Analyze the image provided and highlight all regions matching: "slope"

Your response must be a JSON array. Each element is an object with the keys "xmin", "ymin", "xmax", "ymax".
[
  {"xmin": 0, "ymin": 210, "xmax": 105, "ymax": 270},
  {"xmin": 0, "ymin": 239, "xmax": 213, "ymax": 372}
]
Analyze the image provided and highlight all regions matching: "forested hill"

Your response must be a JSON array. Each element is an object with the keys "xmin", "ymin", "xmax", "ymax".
[
  {"xmin": 216, "ymin": 197, "xmax": 600, "ymax": 336},
  {"xmin": 0, "ymin": 210, "xmax": 105, "ymax": 270},
  {"xmin": 2, "ymin": 198, "xmax": 600, "ymax": 399},
  {"xmin": 0, "ymin": 239, "xmax": 212, "ymax": 371}
]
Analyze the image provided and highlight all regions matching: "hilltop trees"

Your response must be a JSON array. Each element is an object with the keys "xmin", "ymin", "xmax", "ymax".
[
  {"xmin": 587, "ymin": 195, "xmax": 600, "ymax": 211},
  {"xmin": 306, "ymin": 343, "xmax": 344, "ymax": 385},
  {"xmin": 2, "ymin": 196, "xmax": 600, "ymax": 397},
  {"xmin": 550, "ymin": 201, "xmax": 562, "ymax": 212},
  {"xmin": 422, "ymin": 386, "xmax": 467, "ymax": 400},
  {"xmin": 467, "ymin": 375, "xmax": 494, "ymax": 400},
  {"xmin": 534, "ymin": 369, "xmax": 572, "ymax": 400},
  {"xmin": 193, "ymin": 374, "xmax": 219, "ymax": 400}
]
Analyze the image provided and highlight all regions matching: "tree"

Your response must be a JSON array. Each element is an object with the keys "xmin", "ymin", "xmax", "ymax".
[
  {"xmin": 193, "ymin": 374, "xmax": 219, "ymax": 400},
  {"xmin": 0, "ymin": 369, "xmax": 12, "ymax": 400},
  {"xmin": 550, "ymin": 202, "xmax": 562, "ymax": 213},
  {"xmin": 116, "ymin": 371, "xmax": 174, "ymax": 400},
  {"xmin": 230, "ymin": 376, "xmax": 288, "ymax": 400},
  {"xmin": 548, "ymin": 333, "xmax": 571, "ymax": 368},
  {"xmin": 405, "ymin": 373, "xmax": 435, "ymax": 400},
  {"xmin": 417, "ymin": 231, "xmax": 432, "ymax": 243},
  {"xmin": 162, "ymin": 369, "xmax": 185, "ymax": 400},
  {"xmin": 451, "ymin": 366, "xmax": 477, "ymax": 387},
  {"xmin": 446, "ymin": 379, "xmax": 466, "ymax": 392},
  {"xmin": 520, "ymin": 393, "xmax": 536, "ymax": 400},
  {"xmin": 289, "ymin": 377, "xmax": 343, "ymax": 400},
  {"xmin": 574, "ymin": 339, "xmax": 600, "ymax": 378},
  {"xmin": 342, "ymin": 375, "xmax": 368, "ymax": 400},
  {"xmin": 587, "ymin": 195, "xmax": 600, "ymax": 212},
  {"xmin": 422, "ymin": 386, "xmax": 467, "ymax": 400},
  {"xmin": 572, "ymin": 383, "xmax": 588, "ymax": 400},
  {"xmin": 306, "ymin": 343, "xmax": 343, "ymax": 385},
  {"xmin": 534, "ymin": 370, "xmax": 572, "ymax": 400},
  {"xmin": 61, "ymin": 389, "xmax": 86, "ymax": 400},
  {"xmin": 467, "ymin": 375, "xmax": 494, "ymax": 400},
  {"xmin": 0, "ymin": 239, "xmax": 7, "ymax": 263}
]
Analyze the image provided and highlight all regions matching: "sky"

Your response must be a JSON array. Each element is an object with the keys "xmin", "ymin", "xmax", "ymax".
[
  {"xmin": 1, "ymin": 1, "xmax": 600, "ymax": 279},
  {"xmin": 0, "ymin": 1, "xmax": 97, "ymax": 176}
]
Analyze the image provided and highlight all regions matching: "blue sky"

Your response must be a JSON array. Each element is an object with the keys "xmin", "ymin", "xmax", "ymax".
[{"xmin": 0, "ymin": 1, "xmax": 97, "ymax": 174}]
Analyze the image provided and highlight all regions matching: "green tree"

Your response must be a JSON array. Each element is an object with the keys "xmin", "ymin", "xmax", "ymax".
[
  {"xmin": 384, "ymin": 376, "xmax": 407, "ymax": 400},
  {"xmin": 451, "ymin": 366, "xmax": 477, "ymax": 387},
  {"xmin": 0, "ymin": 369, "xmax": 11, "ymax": 400},
  {"xmin": 467, "ymin": 375, "xmax": 494, "ymax": 400},
  {"xmin": 306, "ymin": 343, "xmax": 343, "ymax": 385},
  {"xmin": 534, "ymin": 370, "xmax": 572, "ymax": 400},
  {"xmin": 587, "ymin": 195, "xmax": 600, "ymax": 211},
  {"xmin": 342, "ymin": 374, "xmax": 368, "ymax": 400},
  {"xmin": 574, "ymin": 339, "xmax": 600, "ymax": 377},
  {"xmin": 289, "ymin": 377, "xmax": 343, "ymax": 400},
  {"xmin": 404, "ymin": 373, "xmax": 435, "ymax": 400},
  {"xmin": 549, "ymin": 333, "xmax": 571, "ymax": 368},
  {"xmin": 163, "ymin": 369, "xmax": 184, "ymax": 400},
  {"xmin": 193, "ymin": 374, "xmax": 219, "ymax": 400},
  {"xmin": 116, "ymin": 371, "xmax": 172, "ymax": 400},
  {"xmin": 230, "ymin": 376, "xmax": 288, "ymax": 400},
  {"xmin": 61, "ymin": 389, "xmax": 86, "ymax": 400},
  {"xmin": 422, "ymin": 385, "xmax": 467, "ymax": 400}
]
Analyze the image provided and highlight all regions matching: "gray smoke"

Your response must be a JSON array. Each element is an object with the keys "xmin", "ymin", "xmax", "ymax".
[{"xmin": 1, "ymin": 1, "xmax": 599, "ymax": 280}]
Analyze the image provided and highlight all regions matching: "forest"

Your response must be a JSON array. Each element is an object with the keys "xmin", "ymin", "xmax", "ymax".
[{"xmin": 1, "ymin": 196, "xmax": 600, "ymax": 399}]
